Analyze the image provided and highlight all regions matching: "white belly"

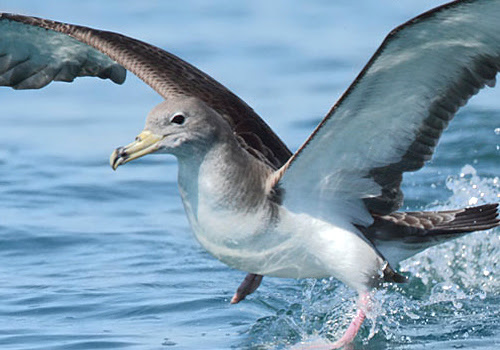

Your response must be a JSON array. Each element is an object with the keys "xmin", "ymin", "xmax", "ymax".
[{"xmin": 183, "ymin": 196, "xmax": 384, "ymax": 292}]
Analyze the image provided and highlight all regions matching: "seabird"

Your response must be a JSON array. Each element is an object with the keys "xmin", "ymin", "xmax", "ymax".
[{"xmin": 1, "ymin": 0, "xmax": 499, "ymax": 347}]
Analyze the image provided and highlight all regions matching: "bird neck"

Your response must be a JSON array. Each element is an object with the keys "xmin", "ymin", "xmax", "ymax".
[{"xmin": 176, "ymin": 136, "xmax": 273, "ymax": 216}]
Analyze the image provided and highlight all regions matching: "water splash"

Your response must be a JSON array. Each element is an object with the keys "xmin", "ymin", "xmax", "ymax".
[
  {"xmin": 376, "ymin": 166, "xmax": 499, "ymax": 345},
  {"xmin": 247, "ymin": 166, "xmax": 499, "ymax": 349},
  {"xmin": 445, "ymin": 164, "xmax": 500, "ymax": 206},
  {"xmin": 401, "ymin": 165, "xmax": 499, "ymax": 291}
]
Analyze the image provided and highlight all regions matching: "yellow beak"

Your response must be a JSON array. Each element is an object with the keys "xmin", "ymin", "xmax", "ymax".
[{"xmin": 110, "ymin": 130, "xmax": 164, "ymax": 170}]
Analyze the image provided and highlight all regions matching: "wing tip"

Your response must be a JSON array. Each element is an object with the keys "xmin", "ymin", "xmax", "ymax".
[{"xmin": 0, "ymin": 13, "xmax": 128, "ymax": 88}]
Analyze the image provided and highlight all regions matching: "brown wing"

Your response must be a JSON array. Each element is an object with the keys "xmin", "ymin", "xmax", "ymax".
[
  {"xmin": 0, "ymin": 13, "xmax": 292, "ymax": 169},
  {"xmin": 364, "ymin": 203, "xmax": 500, "ymax": 265}
]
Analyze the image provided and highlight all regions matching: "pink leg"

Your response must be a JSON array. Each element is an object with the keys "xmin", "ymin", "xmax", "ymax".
[
  {"xmin": 329, "ymin": 292, "xmax": 371, "ymax": 349},
  {"xmin": 293, "ymin": 292, "xmax": 371, "ymax": 350},
  {"xmin": 328, "ymin": 309, "xmax": 365, "ymax": 348},
  {"xmin": 328, "ymin": 292, "xmax": 370, "ymax": 349}
]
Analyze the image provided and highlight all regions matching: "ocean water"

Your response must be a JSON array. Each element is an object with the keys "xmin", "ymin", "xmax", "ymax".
[{"xmin": 0, "ymin": 1, "xmax": 499, "ymax": 349}]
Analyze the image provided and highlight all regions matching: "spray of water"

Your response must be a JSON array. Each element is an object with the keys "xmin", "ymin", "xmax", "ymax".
[{"xmin": 246, "ymin": 166, "xmax": 499, "ymax": 349}]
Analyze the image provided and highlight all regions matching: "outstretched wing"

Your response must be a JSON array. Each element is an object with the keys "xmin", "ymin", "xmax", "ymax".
[
  {"xmin": 275, "ymin": 0, "xmax": 500, "ymax": 227},
  {"xmin": 0, "ymin": 17, "xmax": 126, "ymax": 88},
  {"xmin": 0, "ymin": 13, "xmax": 291, "ymax": 169}
]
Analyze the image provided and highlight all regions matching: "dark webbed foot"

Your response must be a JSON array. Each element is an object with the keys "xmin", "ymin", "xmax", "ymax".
[{"xmin": 231, "ymin": 273, "xmax": 263, "ymax": 304}]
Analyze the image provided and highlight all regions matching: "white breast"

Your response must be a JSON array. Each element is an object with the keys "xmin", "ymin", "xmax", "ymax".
[
  {"xmin": 184, "ymin": 193, "xmax": 384, "ymax": 292},
  {"xmin": 176, "ymin": 149, "xmax": 384, "ymax": 292}
]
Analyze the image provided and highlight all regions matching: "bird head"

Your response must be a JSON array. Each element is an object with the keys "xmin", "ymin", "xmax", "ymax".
[{"xmin": 110, "ymin": 96, "xmax": 222, "ymax": 170}]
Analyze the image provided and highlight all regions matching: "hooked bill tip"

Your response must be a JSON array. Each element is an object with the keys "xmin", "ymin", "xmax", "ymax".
[{"xmin": 110, "ymin": 147, "xmax": 127, "ymax": 170}]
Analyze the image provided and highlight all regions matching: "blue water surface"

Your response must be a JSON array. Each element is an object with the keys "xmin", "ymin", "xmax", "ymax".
[{"xmin": 0, "ymin": 1, "xmax": 499, "ymax": 349}]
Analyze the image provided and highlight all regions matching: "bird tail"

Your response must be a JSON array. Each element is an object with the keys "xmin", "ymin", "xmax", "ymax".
[{"xmin": 364, "ymin": 203, "xmax": 499, "ymax": 268}]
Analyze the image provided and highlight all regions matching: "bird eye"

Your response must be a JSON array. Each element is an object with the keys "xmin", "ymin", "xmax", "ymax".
[{"xmin": 170, "ymin": 114, "xmax": 185, "ymax": 125}]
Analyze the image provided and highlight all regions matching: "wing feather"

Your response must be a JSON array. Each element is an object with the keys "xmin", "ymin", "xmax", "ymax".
[
  {"xmin": 0, "ymin": 17, "xmax": 126, "ymax": 88},
  {"xmin": 0, "ymin": 13, "xmax": 291, "ymax": 169},
  {"xmin": 277, "ymin": 0, "xmax": 500, "ymax": 226}
]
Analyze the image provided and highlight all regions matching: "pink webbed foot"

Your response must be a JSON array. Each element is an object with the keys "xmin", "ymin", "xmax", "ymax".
[{"xmin": 230, "ymin": 273, "xmax": 263, "ymax": 304}]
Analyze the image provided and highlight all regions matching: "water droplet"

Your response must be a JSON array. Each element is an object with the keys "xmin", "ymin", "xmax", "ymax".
[
  {"xmin": 468, "ymin": 197, "xmax": 478, "ymax": 205},
  {"xmin": 460, "ymin": 164, "xmax": 476, "ymax": 178},
  {"xmin": 494, "ymin": 127, "xmax": 500, "ymax": 135},
  {"xmin": 407, "ymin": 311, "xmax": 420, "ymax": 320}
]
